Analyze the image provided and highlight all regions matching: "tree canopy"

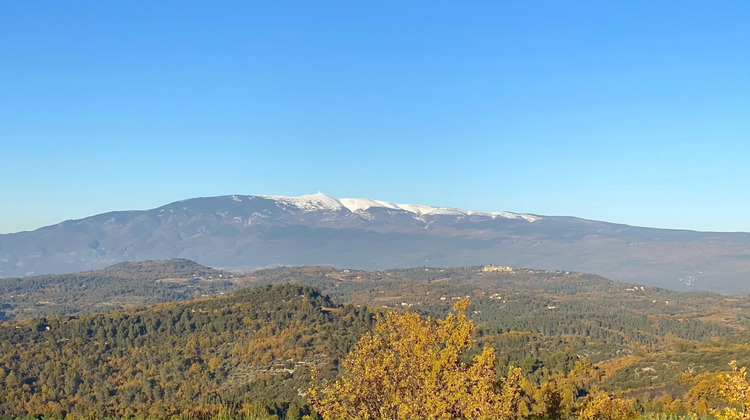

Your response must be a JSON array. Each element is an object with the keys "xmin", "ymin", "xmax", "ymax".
[{"xmin": 310, "ymin": 300, "xmax": 530, "ymax": 419}]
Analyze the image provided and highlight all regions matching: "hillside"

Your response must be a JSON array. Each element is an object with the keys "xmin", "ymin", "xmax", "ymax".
[
  {"xmin": 2, "ymin": 193, "xmax": 750, "ymax": 293},
  {"xmin": 0, "ymin": 284, "xmax": 375, "ymax": 419},
  {"xmin": 238, "ymin": 265, "xmax": 750, "ymax": 340},
  {"xmin": 0, "ymin": 259, "xmax": 234, "ymax": 321},
  {"xmin": 3, "ymin": 265, "xmax": 750, "ymax": 418},
  {"xmin": 6, "ymin": 261, "xmax": 750, "ymax": 338}
]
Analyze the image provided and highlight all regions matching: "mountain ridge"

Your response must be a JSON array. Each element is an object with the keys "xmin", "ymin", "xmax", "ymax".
[
  {"xmin": 1, "ymin": 193, "xmax": 749, "ymax": 293},
  {"xmin": 255, "ymin": 192, "xmax": 543, "ymax": 222}
]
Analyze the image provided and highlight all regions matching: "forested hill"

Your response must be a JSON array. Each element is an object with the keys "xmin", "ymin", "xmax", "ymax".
[
  {"xmin": 0, "ymin": 261, "xmax": 658, "ymax": 322},
  {"xmin": 0, "ymin": 284, "xmax": 375, "ymax": 419},
  {"xmin": 99, "ymin": 258, "xmax": 226, "ymax": 280},
  {"xmin": 0, "ymin": 259, "xmax": 235, "ymax": 321},
  {"xmin": 2, "ymin": 278, "xmax": 750, "ymax": 418}
]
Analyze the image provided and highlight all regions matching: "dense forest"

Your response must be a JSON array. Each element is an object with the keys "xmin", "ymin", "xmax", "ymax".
[
  {"xmin": 0, "ymin": 284, "xmax": 375, "ymax": 418},
  {"xmin": 2, "ymin": 262, "xmax": 750, "ymax": 418}
]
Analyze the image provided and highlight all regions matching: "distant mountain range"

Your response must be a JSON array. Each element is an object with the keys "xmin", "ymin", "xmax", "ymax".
[{"xmin": 1, "ymin": 193, "xmax": 749, "ymax": 293}]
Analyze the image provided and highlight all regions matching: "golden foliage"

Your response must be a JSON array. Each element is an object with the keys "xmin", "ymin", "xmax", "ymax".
[
  {"xmin": 578, "ymin": 391, "xmax": 638, "ymax": 420},
  {"xmin": 310, "ymin": 300, "xmax": 530, "ymax": 419},
  {"xmin": 685, "ymin": 371, "xmax": 723, "ymax": 417},
  {"xmin": 714, "ymin": 360, "xmax": 750, "ymax": 420}
]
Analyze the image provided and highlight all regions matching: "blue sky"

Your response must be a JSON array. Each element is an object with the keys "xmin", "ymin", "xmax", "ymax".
[{"xmin": 1, "ymin": 1, "xmax": 748, "ymax": 233}]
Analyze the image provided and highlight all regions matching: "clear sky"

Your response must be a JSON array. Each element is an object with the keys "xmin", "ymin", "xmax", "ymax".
[{"xmin": 1, "ymin": 1, "xmax": 748, "ymax": 234}]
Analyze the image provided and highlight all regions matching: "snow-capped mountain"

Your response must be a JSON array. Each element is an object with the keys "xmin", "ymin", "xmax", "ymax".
[
  {"xmin": 259, "ymin": 192, "xmax": 542, "ymax": 221},
  {"xmin": 1, "ymin": 193, "xmax": 750, "ymax": 293}
]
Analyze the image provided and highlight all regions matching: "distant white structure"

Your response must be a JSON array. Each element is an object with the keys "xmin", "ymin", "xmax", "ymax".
[{"xmin": 482, "ymin": 265, "xmax": 514, "ymax": 273}]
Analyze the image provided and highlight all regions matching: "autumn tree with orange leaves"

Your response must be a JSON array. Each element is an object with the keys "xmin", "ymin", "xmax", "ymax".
[
  {"xmin": 310, "ymin": 300, "xmax": 531, "ymax": 419},
  {"xmin": 714, "ymin": 360, "xmax": 750, "ymax": 420}
]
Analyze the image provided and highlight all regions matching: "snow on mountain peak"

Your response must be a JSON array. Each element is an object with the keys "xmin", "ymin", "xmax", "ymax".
[
  {"xmin": 339, "ymin": 198, "xmax": 400, "ymax": 213},
  {"xmin": 260, "ymin": 192, "xmax": 344, "ymax": 212},
  {"xmin": 259, "ymin": 193, "xmax": 541, "ymax": 222},
  {"xmin": 340, "ymin": 197, "xmax": 541, "ymax": 221}
]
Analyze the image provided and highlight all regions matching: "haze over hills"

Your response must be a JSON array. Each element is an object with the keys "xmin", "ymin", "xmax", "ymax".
[{"xmin": 1, "ymin": 193, "xmax": 749, "ymax": 293}]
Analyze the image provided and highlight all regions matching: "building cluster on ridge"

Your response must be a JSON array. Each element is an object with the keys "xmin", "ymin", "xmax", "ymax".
[{"xmin": 482, "ymin": 265, "xmax": 514, "ymax": 273}]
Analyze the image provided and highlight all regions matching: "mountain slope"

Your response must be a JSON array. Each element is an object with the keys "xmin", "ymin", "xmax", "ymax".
[{"xmin": 1, "ymin": 193, "xmax": 749, "ymax": 293}]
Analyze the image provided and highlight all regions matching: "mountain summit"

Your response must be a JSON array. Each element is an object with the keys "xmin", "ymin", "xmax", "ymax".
[
  {"xmin": 1, "ymin": 193, "xmax": 749, "ymax": 293},
  {"xmin": 258, "ymin": 192, "xmax": 542, "ymax": 221}
]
